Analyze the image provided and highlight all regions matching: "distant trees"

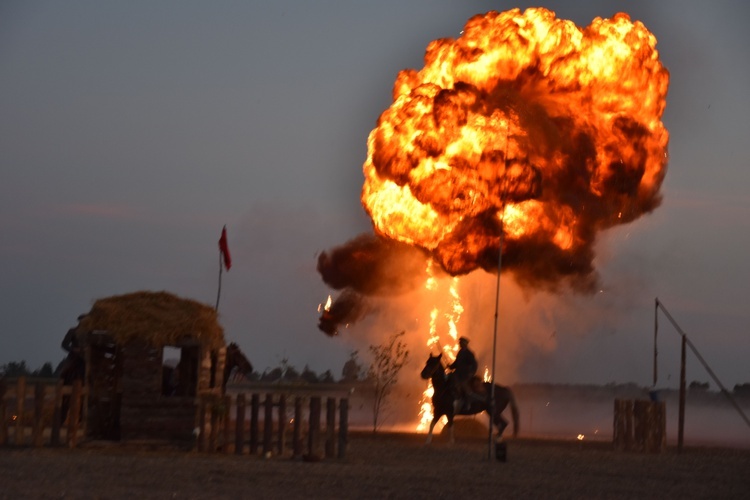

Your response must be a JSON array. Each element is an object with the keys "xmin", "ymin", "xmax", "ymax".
[
  {"xmin": 689, "ymin": 381, "xmax": 710, "ymax": 392},
  {"xmin": 254, "ymin": 359, "xmax": 343, "ymax": 385},
  {"xmin": 0, "ymin": 360, "xmax": 55, "ymax": 378}
]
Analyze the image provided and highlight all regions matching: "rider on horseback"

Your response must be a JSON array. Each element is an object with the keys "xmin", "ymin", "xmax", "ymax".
[{"xmin": 448, "ymin": 337, "xmax": 483, "ymax": 412}]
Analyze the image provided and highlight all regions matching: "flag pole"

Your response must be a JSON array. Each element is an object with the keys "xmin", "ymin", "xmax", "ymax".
[
  {"xmin": 216, "ymin": 225, "xmax": 231, "ymax": 312},
  {"xmin": 215, "ymin": 249, "xmax": 223, "ymax": 311}
]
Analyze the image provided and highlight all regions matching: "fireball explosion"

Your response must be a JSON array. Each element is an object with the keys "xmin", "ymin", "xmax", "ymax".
[{"xmin": 318, "ymin": 7, "xmax": 669, "ymax": 336}]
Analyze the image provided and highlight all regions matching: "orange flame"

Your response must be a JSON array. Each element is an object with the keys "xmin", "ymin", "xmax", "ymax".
[{"xmin": 361, "ymin": 7, "xmax": 669, "ymax": 290}]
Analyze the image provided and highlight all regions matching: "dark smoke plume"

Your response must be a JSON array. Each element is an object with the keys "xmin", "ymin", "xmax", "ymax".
[{"xmin": 316, "ymin": 233, "xmax": 429, "ymax": 335}]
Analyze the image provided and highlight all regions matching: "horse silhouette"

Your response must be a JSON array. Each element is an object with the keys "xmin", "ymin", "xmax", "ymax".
[
  {"xmin": 224, "ymin": 342, "xmax": 253, "ymax": 385},
  {"xmin": 420, "ymin": 352, "xmax": 518, "ymax": 444}
]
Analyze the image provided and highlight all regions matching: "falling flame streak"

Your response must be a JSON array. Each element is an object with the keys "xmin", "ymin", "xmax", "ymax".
[
  {"xmin": 418, "ymin": 262, "xmax": 463, "ymax": 431},
  {"xmin": 317, "ymin": 295, "xmax": 332, "ymax": 313}
]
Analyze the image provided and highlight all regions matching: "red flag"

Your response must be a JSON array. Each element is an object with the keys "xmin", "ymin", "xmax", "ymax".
[{"xmin": 219, "ymin": 226, "xmax": 231, "ymax": 271}]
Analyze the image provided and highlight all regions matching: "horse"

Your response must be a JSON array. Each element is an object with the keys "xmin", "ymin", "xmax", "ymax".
[
  {"xmin": 420, "ymin": 352, "xmax": 519, "ymax": 444},
  {"xmin": 224, "ymin": 342, "xmax": 253, "ymax": 385}
]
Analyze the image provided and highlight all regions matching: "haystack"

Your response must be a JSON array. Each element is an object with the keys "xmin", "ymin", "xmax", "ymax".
[
  {"xmin": 77, "ymin": 291, "xmax": 227, "ymax": 443},
  {"xmin": 79, "ymin": 291, "xmax": 224, "ymax": 349}
]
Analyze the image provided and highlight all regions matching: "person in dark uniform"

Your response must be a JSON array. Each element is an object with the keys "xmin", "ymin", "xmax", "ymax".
[
  {"xmin": 59, "ymin": 314, "xmax": 87, "ymax": 423},
  {"xmin": 60, "ymin": 314, "xmax": 86, "ymax": 381},
  {"xmin": 448, "ymin": 337, "xmax": 482, "ymax": 411}
]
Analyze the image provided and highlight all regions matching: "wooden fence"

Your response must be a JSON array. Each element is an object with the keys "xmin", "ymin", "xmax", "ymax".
[
  {"xmin": 197, "ymin": 382, "xmax": 352, "ymax": 459},
  {"xmin": 0, "ymin": 377, "xmax": 87, "ymax": 448}
]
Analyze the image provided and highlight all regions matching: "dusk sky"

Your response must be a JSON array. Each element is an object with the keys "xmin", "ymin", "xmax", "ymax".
[{"xmin": 2, "ymin": 1, "xmax": 749, "ymax": 391}]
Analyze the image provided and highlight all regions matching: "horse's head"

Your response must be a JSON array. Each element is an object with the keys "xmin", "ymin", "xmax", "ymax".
[
  {"xmin": 226, "ymin": 342, "xmax": 253, "ymax": 375},
  {"xmin": 420, "ymin": 353, "xmax": 443, "ymax": 380}
]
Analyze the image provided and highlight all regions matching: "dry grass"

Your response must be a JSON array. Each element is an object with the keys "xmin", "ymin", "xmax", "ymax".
[
  {"xmin": 1, "ymin": 432, "xmax": 748, "ymax": 499},
  {"xmin": 80, "ymin": 291, "xmax": 224, "ymax": 348}
]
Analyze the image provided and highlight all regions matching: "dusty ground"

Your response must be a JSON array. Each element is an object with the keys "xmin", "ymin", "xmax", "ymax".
[{"xmin": 1, "ymin": 432, "xmax": 749, "ymax": 499}]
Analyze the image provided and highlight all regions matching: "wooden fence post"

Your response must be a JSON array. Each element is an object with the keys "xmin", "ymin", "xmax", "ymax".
[
  {"xmin": 338, "ymin": 398, "xmax": 348, "ymax": 459},
  {"xmin": 250, "ymin": 393, "xmax": 259, "ymax": 454},
  {"xmin": 235, "ymin": 393, "xmax": 245, "ymax": 455}
]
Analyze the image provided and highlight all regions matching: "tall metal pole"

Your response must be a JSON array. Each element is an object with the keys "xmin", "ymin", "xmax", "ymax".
[
  {"xmin": 653, "ymin": 298, "xmax": 659, "ymax": 387},
  {"xmin": 678, "ymin": 334, "xmax": 686, "ymax": 453},
  {"xmin": 488, "ymin": 121, "xmax": 510, "ymax": 460},
  {"xmin": 487, "ymin": 222, "xmax": 503, "ymax": 460}
]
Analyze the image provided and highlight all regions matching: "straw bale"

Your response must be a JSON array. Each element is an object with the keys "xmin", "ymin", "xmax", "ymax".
[{"xmin": 79, "ymin": 291, "xmax": 224, "ymax": 349}]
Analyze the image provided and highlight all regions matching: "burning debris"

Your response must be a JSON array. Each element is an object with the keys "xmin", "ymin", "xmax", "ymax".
[{"xmin": 318, "ymin": 7, "xmax": 669, "ymax": 335}]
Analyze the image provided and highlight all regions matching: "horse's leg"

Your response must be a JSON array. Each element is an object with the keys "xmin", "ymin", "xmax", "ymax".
[
  {"xmin": 495, "ymin": 414, "xmax": 508, "ymax": 438},
  {"xmin": 447, "ymin": 415, "xmax": 455, "ymax": 445},
  {"xmin": 426, "ymin": 417, "xmax": 438, "ymax": 444}
]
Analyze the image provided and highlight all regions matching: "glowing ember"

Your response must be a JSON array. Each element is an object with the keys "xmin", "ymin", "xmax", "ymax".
[{"xmin": 577, "ymin": 434, "xmax": 585, "ymax": 441}]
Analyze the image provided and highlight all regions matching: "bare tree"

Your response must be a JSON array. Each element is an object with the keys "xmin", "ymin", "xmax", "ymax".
[{"xmin": 367, "ymin": 331, "xmax": 410, "ymax": 433}]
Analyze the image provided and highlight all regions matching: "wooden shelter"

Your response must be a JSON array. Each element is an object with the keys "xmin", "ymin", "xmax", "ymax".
[{"xmin": 77, "ymin": 291, "xmax": 226, "ymax": 443}]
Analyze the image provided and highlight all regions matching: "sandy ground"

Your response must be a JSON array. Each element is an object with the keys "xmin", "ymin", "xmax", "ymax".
[{"xmin": 1, "ymin": 431, "xmax": 749, "ymax": 500}]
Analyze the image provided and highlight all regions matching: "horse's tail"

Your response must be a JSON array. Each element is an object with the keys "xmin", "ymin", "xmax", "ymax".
[{"xmin": 508, "ymin": 387, "xmax": 519, "ymax": 438}]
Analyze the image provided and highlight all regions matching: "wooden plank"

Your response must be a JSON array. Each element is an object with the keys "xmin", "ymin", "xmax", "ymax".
[
  {"xmin": 50, "ymin": 380, "xmax": 63, "ymax": 446},
  {"xmin": 293, "ymin": 397, "xmax": 303, "ymax": 458},
  {"xmin": 277, "ymin": 395, "xmax": 286, "ymax": 456},
  {"xmin": 67, "ymin": 380, "xmax": 82, "ymax": 448},
  {"xmin": 262, "ymin": 393, "xmax": 273, "ymax": 455},
  {"xmin": 338, "ymin": 398, "xmax": 348, "ymax": 459},
  {"xmin": 0, "ymin": 379, "xmax": 7, "ymax": 446},
  {"xmin": 308, "ymin": 397, "xmax": 321, "ymax": 458},
  {"xmin": 197, "ymin": 398, "xmax": 207, "ymax": 452},
  {"xmin": 223, "ymin": 395, "xmax": 232, "ymax": 454},
  {"xmin": 15, "ymin": 377, "xmax": 26, "ymax": 446},
  {"xmin": 249, "ymin": 394, "xmax": 259, "ymax": 454},
  {"xmin": 33, "ymin": 382, "xmax": 45, "ymax": 447}
]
